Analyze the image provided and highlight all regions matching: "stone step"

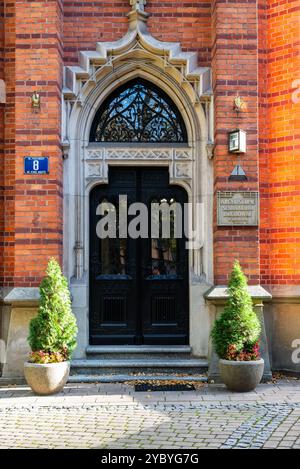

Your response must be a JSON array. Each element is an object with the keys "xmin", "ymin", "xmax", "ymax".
[
  {"xmin": 68, "ymin": 374, "xmax": 208, "ymax": 383},
  {"xmin": 86, "ymin": 345, "xmax": 192, "ymax": 359},
  {"xmin": 72, "ymin": 358, "xmax": 207, "ymax": 368},
  {"xmin": 70, "ymin": 358, "xmax": 208, "ymax": 376}
]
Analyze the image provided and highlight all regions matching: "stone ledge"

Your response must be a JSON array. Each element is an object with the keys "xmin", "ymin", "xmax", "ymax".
[
  {"xmin": 0, "ymin": 287, "xmax": 40, "ymax": 306},
  {"xmin": 205, "ymin": 285, "xmax": 273, "ymax": 382},
  {"xmin": 264, "ymin": 285, "xmax": 300, "ymax": 301},
  {"xmin": 204, "ymin": 285, "xmax": 272, "ymax": 303}
]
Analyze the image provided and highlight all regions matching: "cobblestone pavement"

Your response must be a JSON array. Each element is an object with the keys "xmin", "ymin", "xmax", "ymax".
[{"xmin": 0, "ymin": 381, "xmax": 299, "ymax": 449}]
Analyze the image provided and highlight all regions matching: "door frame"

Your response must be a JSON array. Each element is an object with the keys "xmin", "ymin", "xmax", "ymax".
[{"xmin": 63, "ymin": 70, "xmax": 213, "ymax": 359}]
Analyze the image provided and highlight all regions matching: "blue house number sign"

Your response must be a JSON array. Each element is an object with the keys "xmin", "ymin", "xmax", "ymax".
[{"xmin": 24, "ymin": 157, "xmax": 49, "ymax": 175}]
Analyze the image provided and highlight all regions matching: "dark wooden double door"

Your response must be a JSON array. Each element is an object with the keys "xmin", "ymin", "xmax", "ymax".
[{"xmin": 89, "ymin": 167, "xmax": 189, "ymax": 345}]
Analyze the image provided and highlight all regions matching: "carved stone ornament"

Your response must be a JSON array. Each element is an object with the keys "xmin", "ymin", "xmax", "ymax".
[
  {"xmin": 63, "ymin": 1, "xmax": 212, "ymax": 106},
  {"xmin": 130, "ymin": 0, "xmax": 146, "ymax": 11},
  {"xmin": 206, "ymin": 142, "xmax": 215, "ymax": 160},
  {"xmin": 106, "ymin": 149, "xmax": 172, "ymax": 160}
]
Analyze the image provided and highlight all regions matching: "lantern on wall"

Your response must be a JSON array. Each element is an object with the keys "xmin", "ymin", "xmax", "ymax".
[{"xmin": 228, "ymin": 129, "xmax": 246, "ymax": 154}]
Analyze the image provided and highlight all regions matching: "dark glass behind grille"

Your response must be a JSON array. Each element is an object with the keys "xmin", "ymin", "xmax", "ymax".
[{"xmin": 90, "ymin": 79, "xmax": 187, "ymax": 143}]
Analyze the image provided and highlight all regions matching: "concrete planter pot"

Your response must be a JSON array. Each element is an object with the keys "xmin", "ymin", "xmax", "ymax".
[
  {"xmin": 24, "ymin": 361, "xmax": 70, "ymax": 395},
  {"xmin": 219, "ymin": 358, "xmax": 264, "ymax": 392}
]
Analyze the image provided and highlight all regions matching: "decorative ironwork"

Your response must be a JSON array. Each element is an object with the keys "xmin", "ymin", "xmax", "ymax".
[{"xmin": 90, "ymin": 79, "xmax": 187, "ymax": 143}]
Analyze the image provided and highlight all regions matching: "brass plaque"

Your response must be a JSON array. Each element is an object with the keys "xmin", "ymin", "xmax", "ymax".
[{"xmin": 217, "ymin": 191, "xmax": 259, "ymax": 226}]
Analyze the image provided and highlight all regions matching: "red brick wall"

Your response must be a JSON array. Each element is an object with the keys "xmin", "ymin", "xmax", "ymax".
[
  {"xmin": 2, "ymin": 1, "xmax": 16, "ymax": 286},
  {"xmin": 0, "ymin": 1, "xmax": 4, "ymax": 283},
  {"xmin": 211, "ymin": 0, "xmax": 260, "ymax": 284},
  {"xmin": 0, "ymin": 1, "xmax": 299, "ymax": 288},
  {"xmin": 258, "ymin": 0, "xmax": 269, "ymax": 286},
  {"xmin": 63, "ymin": 1, "xmax": 211, "ymax": 67},
  {"xmin": 259, "ymin": 0, "xmax": 300, "ymax": 286},
  {"xmin": 2, "ymin": 0, "xmax": 63, "ymax": 287}
]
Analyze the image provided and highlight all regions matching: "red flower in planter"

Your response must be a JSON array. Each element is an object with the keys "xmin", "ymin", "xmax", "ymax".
[{"xmin": 225, "ymin": 341, "xmax": 261, "ymax": 361}]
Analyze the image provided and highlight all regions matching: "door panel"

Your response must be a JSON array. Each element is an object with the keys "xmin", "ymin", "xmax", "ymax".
[
  {"xmin": 89, "ymin": 169, "xmax": 138, "ymax": 344},
  {"xmin": 89, "ymin": 167, "xmax": 189, "ymax": 345},
  {"xmin": 139, "ymin": 170, "xmax": 189, "ymax": 344}
]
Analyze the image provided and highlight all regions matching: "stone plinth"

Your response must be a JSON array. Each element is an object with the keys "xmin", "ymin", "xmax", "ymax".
[{"xmin": 204, "ymin": 286, "xmax": 272, "ymax": 383}]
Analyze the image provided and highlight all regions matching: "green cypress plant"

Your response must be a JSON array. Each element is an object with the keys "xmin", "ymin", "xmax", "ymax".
[
  {"xmin": 28, "ymin": 258, "xmax": 78, "ymax": 363},
  {"xmin": 211, "ymin": 260, "xmax": 261, "ymax": 360}
]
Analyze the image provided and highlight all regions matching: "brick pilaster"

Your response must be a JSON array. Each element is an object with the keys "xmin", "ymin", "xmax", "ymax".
[
  {"xmin": 0, "ymin": 1, "xmax": 4, "ymax": 283},
  {"xmin": 260, "ymin": 0, "xmax": 300, "ymax": 286},
  {"xmin": 2, "ymin": 0, "xmax": 16, "ymax": 286},
  {"xmin": 3, "ymin": 0, "xmax": 63, "ymax": 287},
  {"xmin": 211, "ymin": 0, "xmax": 260, "ymax": 284}
]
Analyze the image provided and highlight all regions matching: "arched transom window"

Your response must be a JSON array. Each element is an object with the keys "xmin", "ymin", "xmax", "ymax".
[{"xmin": 89, "ymin": 79, "xmax": 187, "ymax": 143}]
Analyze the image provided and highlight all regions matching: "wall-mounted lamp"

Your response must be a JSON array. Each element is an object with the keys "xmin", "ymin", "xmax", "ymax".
[
  {"xmin": 228, "ymin": 129, "xmax": 247, "ymax": 154},
  {"xmin": 31, "ymin": 91, "xmax": 41, "ymax": 112}
]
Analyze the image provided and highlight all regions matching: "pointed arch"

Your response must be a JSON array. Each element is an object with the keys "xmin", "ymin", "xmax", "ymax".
[{"xmin": 89, "ymin": 78, "xmax": 187, "ymax": 144}]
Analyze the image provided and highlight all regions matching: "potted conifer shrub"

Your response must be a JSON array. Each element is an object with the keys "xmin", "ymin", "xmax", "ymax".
[
  {"xmin": 24, "ymin": 258, "xmax": 78, "ymax": 395},
  {"xmin": 211, "ymin": 260, "xmax": 264, "ymax": 392}
]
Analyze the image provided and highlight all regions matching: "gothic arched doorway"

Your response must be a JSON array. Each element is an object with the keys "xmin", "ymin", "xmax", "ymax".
[{"xmin": 89, "ymin": 80, "xmax": 189, "ymax": 345}]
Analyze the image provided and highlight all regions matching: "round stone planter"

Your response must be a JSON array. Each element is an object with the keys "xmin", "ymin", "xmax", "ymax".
[
  {"xmin": 24, "ymin": 361, "xmax": 70, "ymax": 395},
  {"xmin": 219, "ymin": 358, "xmax": 264, "ymax": 392}
]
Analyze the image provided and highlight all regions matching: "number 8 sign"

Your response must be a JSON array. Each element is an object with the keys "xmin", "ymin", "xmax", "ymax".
[{"xmin": 24, "ymin": 157, "xmax": 49, "ymax": 175}]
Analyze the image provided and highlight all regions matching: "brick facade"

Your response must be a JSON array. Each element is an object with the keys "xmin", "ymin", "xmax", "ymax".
[
  {"xmin": 212, "ymin": 0, "xmax": 260, "ymax": 284},
  {"xmin": 0, "ymin": 2, "xmax": 4, "ymax": 284},
  {"xmin": 259, "ymin": 0, "xmax": 300, "ymax": 286},
  {"xmin": 2, "ymin": 0, "xmax": 63, "ymax": 287},
  {"xmin": 0, "ymin": 0, "xmax": 299, "ymax": 288},
  {"xmin": 2, "ymin": 0, "xmax": 16, "ymax": 286}
]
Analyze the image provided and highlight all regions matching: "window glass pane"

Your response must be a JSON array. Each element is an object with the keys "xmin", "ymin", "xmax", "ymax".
[
  {"xmin": 101, "ymin": 238, "xmax": 126, "ymax": 275},
  {"xmin": 90, "ymin": 79, "xmax": 187, "ymax": 143},
  {"xmin": 151, "ymin": 198, "xmax": 178, "ymax": 276},
  {"xmin": 99, "ymin": 198, "xmax": 127, "ymax": 275}
]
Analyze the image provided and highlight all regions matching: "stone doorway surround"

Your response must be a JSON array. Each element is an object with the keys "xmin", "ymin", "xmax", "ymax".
[{"xmin": 61, "ymin": 6, "xmax": 214, "ymax": 359}]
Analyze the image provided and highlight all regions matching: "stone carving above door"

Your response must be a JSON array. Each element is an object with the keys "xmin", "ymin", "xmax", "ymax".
[
  {"xmin": 61, "ymin": 0, "xmax": 214, "ymax": 160},
  {"xmin": 87, "ymin": 163, "xmax": 102, "ymax": 177},
  {"xmin": 175, "ymin": 162, "xmax": 192, "ymax": 180},
  {"xmin": 86, "ymin": 148, "xmax": 191, "ymax": 161},
  {"xmin": 175, "ymin": 150, "xmax": 192, "ymax": 160},
  {"xmin": 106, "ymin": 149, "xmax": 172, "ymax": 160},
  {"xmin": 130, "ymin": 0, "xmax": 146, "ymax": 12},
  {"xmin": 86, "ymin": 149, "xmax": 104, "ymax": 160},
  {"xmin": 84, "ymin": 147, "xmax": 193, "ymax": 185},
  {"xmin": 62, "ymin": 3, "xmax": 212, "ymax": 111}
]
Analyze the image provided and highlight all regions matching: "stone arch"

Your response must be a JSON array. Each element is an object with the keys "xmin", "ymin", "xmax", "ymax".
[{"xmin": 66, "ymin": 63, "xmax": 208, "ymax": 153}]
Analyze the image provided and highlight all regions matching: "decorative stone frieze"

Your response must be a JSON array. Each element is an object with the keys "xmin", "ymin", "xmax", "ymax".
[
  {"xmin": 85, "ymin": 149, "xmax": 104, "ymax": 160},
  {"xmin": 87, "ymin": 163, "xmax": 102, "ymax": 178},
  {"xmin": 106, "ymin": 149, "xmax": 172, "ymax": 160},
  {"xmin": 84, "ymin": 147, "xmax": 193, "ymax": 186},
  {"xmin": 175, "ymin": 162, "xmax": 192, "ymax": 179},
  {"xmin": 175, "ymin": 150, "xmax": 192, "ymax": 160}
]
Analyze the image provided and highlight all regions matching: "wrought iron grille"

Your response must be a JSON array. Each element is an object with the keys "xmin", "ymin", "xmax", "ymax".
[{"xmin": 90, "ymin": 79, "xmax": 187, "ymax": 143}]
